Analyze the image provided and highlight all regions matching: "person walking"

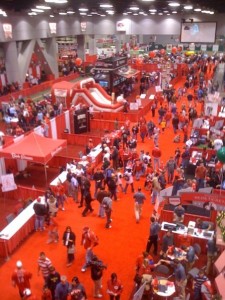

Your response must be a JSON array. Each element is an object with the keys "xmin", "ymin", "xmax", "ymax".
[
  {"xmin": 166, "ymin": 156, "xmax": 176, "ymax": 184},
  {"xmin": 195, "ymin": 162, "xmax": 207, "ymax": 191},
  {"xmin": 81, "ymin": 227, "xmax": 99, "ymax": 272},
  {"xmin": 11, "ymin": 260, "xmax": 32, "ymax": 298},
  {"xmin": 133, "ymin": 187, "xmax": 146, "ymax": 223},
  {"xmin": 96, "ymin": 187, "xmax": 110, "ymax": 218},
  {"xmin": 55, "ymin": 275, "xmax": 70, "ymax": 300},
  {"xmin": 102, "ymin": 195, "xmax": 113, "ymax": 229},
  {"xmin": 71, "ymin": 174, "xmax": 79, "ymax": 203},
  {"xmin": 151, "ymin": 146, "xmax": 161, "ymax": 171},
  {"xmin": 62, "ymin": 226, "xmax": 76, "ymax": 267},
  {"xmin": 46, "ymin": 266, "xmax": 61, "ymax": 300},
  {"xmin": 70, "ymin": 276, "xmax": 87, "ymax": 300},
  {"xmin": 90, "ymin": 255, "xmax": 107, "ymax": 298},
  {"xmin": 146, "ymin": 217, "xmax": 161, "ymax": 256},
  {"xmin": 37, "ymin": 252, "xmax": 53, "ymax": 284},
  {"xmin": 93, "ymin": 168, "xmax": 105, "ymax": 199},
  {"xmin": 107, "ymin": 273, "xmax": 123, "ymax": 300},
  {"xmin": 82, "ymin": 190, "xmax": 94, "ymax": 217},
  {"xmin": 193, "ymin": 269, "xmax": 209, "ymax": 300}
]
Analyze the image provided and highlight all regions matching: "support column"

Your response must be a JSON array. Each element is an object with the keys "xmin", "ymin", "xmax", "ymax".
[
  {"xmin": 86, "ymin": 35, "xmax": 96, "ymax": 55},
  {"xmin": 18, "ymin": 39, "xmax": 36, "ymax": 83},
  {"xmin": 3, "ymin": 41, "xmax": 20, "ymax": 84},
  {"xmin": 77, "ymin": 35, "xmax": 85, "ymax": 61},
  {"xmin": 38, "ymin": 38, "xmax": 59, "ymax": 78}
]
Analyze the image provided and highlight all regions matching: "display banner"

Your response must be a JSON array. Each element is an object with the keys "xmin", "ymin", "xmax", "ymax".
[
  {"xmin": 3, "ymin": 23, "xmax": 12, "ymax": 39},
  {"xmin": 1, "ymin": 174, "xmax": 17, "ymax": 192},
  {"xmin": 181, "ymin": 192, "xmax": 225, "ymax": 206}
]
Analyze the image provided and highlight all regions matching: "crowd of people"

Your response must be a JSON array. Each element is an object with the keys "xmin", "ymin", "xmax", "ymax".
[
  {"xmin": 2, "ymin": 94, "xmax": 64, "ymax": 136},
  {"xmin": 9, "ymin": 52, "xmax": 225, "ymax": 300}
]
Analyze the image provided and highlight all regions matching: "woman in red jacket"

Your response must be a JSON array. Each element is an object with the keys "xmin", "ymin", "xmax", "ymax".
[{"xmin": 107, "ymin": 273, "xmax": 123, "ymax": 300}]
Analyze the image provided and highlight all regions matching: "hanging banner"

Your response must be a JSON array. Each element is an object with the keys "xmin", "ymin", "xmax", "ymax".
[
  {"xmin": 80, "ymin": 22, "xmax": 87, "ymax": 32},
  {"xmin": 3, "ymin": 23, "xmax": 12, "ymax": 39},
  {"xmin": 116, "ymin": 21, "xmax": 127, "ymax": 32},
  {"xmin": 49, "ymin": 22, "xmax": 57, "ymax": 35}
]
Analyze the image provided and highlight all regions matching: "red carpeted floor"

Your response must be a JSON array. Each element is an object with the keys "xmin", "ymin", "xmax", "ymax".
[{"xmin": 0, "ymin": 72, "xmax": 212, "ymax": 299}]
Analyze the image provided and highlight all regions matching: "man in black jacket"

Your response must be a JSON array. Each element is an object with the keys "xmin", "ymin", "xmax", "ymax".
[
  {"xmin": 33, "ymin": 197, "xmax": 47, "ymax": 231},
  {"xmin": 46, "ymin": 266, "xmax": 61, "ymax": 300},
  {"xmin": 90, "ymin": 255, "xmax": 107, "ymax": 298}
]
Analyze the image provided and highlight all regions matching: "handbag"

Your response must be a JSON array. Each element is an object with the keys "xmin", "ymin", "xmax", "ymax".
[{"xmin": 68, "ymin": 244, "xmax": 75, "ymax": 254}]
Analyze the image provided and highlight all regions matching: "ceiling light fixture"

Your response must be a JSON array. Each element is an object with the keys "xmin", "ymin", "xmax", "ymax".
[
  {"xmin": 59, "ymin": 11, "xmax": 67, "ymax": 15},
  {"xmin": 149, "ymin": 9, "xmax": 157, "ymax": 12},
  {"xmin": 45, "ymin": 0, "xmax": 68, "ymax": 3},
  {"xmin": 184, "ymin": 4, "xmax": 193, "ymax": 10},
  {"xmin": 36, "ymin": 5, "xmax": 51, "ymax": 10},
  {"xmin": 28, "ymin": 12, "xmax": 37, "ymax": 16},
  {"xmin": 49, "ymin": 14, "xmax": 55, "ymax": 17},
  {"xmin": 67, "ymin": 8, "xmax": 75, "ymax": 14},
  {"xmin": 31, "ymin": 8, "xmax": 44, "ymax": 13},
  {"xmin": 107, "ymin": 10, "xmax": 115, "ymax": 15},
  {"xmin": 129, "ymin": 3, "xmax": 139, "ymax": 11},
  {"xmin": 100, "ymin": 3, "xmax": 113, "ymax": 8},
  {"xmin": 194, "ymin": 7, "xmax": 201, "ymax": 12},
  {"xmin": 79, "ymin": 5, "xmax": 88, "ymax": 12},
  {"xmin": 168, "ymin": 2, "xmax": 180, "ymax": 7}
]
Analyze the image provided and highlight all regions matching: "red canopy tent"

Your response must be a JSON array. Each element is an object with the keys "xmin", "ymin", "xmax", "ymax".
[{"xmin": 0, "ymin": 132, "xmax": 67, "ymax": 183}]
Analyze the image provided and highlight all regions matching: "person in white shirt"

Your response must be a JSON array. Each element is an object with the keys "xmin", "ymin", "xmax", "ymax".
[
  {"xmin": 124, "ymin": 168, "xmax": 134, "ymax": 194},
  {"xmin": 213, "ymin": 137, "xmax": 223, "ymax": 151}
]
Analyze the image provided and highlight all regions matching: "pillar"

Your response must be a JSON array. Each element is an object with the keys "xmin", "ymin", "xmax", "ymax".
[{"xmin": 3, "ymin": 41, "xmax": 20, "ymax": 84}]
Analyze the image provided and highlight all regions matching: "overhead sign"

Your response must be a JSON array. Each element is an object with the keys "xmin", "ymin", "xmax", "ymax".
[{"xmin": 116, "ymin": 21, "xmax": 127, "ymax": 32}]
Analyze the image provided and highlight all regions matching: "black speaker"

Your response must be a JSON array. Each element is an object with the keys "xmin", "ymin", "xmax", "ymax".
[{"xmin": 74, "ymin": 108, "xmax": 90, "ymax": 134}]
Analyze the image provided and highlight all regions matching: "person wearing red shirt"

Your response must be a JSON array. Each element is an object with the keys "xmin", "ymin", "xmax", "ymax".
[
  {"xmin": 136, "ymin": 251, "xmax": 154, "ymax": 273},
  {"xmin": 107, "ymin": 273, "xmax": 123, "ymax": 300},
  {"xmin": 152, "ymin": 146, "xmax": 162, "ymax": 171},
  {"xmin": 164, "ymin": 110, "xmax": 172, "ymax": 128},
  {"xmin": 11, "ymin": 261, "xmax": 32, "ymax": 298},
  {"xmin": 81, "ymin": 226, "xmax": 99, "ymax": 272},
  {"xmin": 195, "ymin": 162, "xmax": 207, "ymax": 190},
  {"xmin": 140, "ymin": 123, "xmax": 148, "ymax": 143},
  {"xmin": 54, "ymin": 181, "xmax": 65, "ymax": 211}
]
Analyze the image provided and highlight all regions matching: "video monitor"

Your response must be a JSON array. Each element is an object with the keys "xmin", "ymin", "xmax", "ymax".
[{"xmin": 181, "ymin": 22, "xmax": 216, "ymax": 43}]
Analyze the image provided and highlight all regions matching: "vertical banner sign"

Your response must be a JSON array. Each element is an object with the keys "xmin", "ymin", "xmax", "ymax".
[
  {"xmin": 1, "ymin": 174, "xmax": 17, "ymax": 192},
  {"xmin": 49, "ymin": 23, "xmax": 57, "ymax": 34},
  {"xmin": 80, "ymin": 22, "xmax": 87, "ymax": 32},
  {"xmin": 3, "ymin": 23, "xmax": 12, "ymax": 39}
]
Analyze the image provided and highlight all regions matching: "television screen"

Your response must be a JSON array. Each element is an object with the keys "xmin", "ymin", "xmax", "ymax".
[{"xmin": 180, "ymin": 22, "xmax": 216, "ymax": 43}]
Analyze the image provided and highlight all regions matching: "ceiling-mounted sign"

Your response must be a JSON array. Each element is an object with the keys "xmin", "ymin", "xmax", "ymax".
[
  {"xmin": 116, "ymin": 21, "xmax": 127, "ymax": 32},
  {"xmin": 49, "ymin": 23, "xmax": 57, "ymax": 34},
  {"xmin": 3, "ymin": 23, "xmax": 12, "ymax": 39},
  {"xmin": 81, "ymin": 22, "xmax": 87, "ymax": 32}
]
